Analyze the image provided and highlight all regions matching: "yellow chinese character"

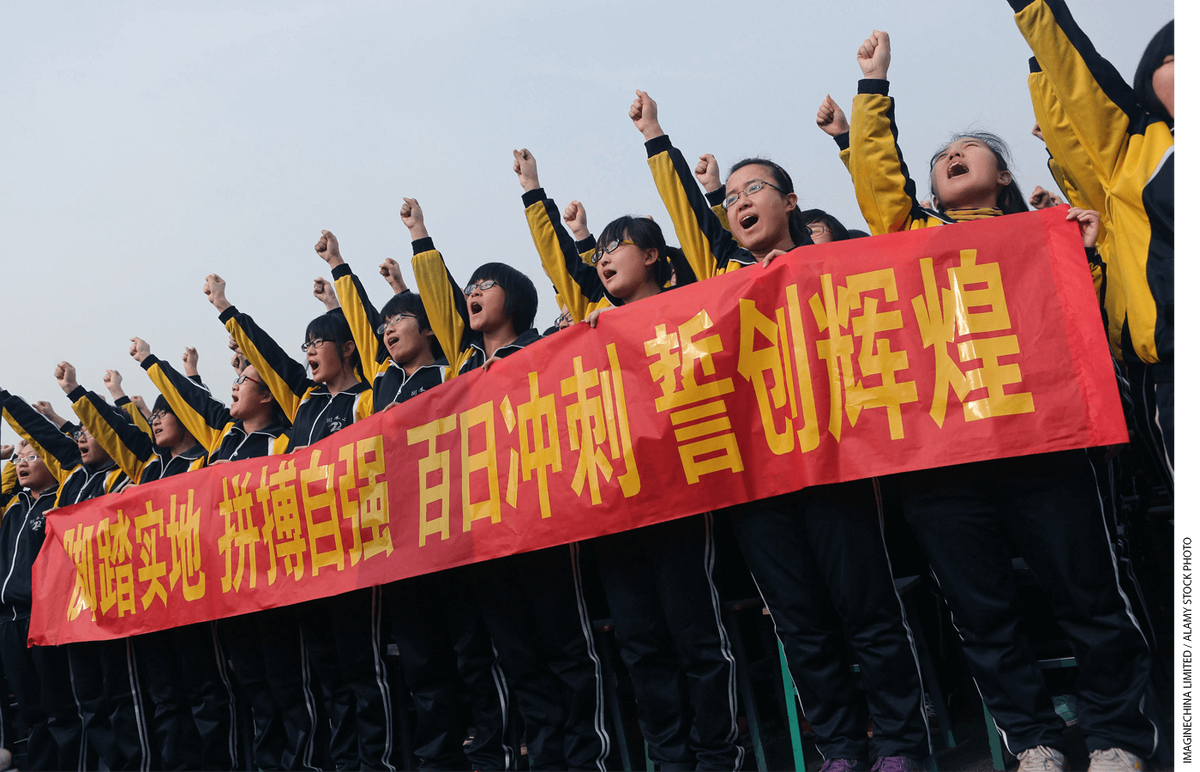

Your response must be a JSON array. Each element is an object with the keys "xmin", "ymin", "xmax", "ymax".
[
  {"xmin": 737, "ymin": 287, "xmax": 820, "ymax": 455},
  {"xmin": 62, "ymin": 523, "xmax": 97, "ymax": 622},
  {"xmin": 561, "ymin": 355, "xmax": 614, "ymax": 505},
  {"xmin": 165, "ymin": 491, "xmax": 206, "ymax": 602},
  {"xmin": 256, "ymin": 460, "xmax": 306, "ymax": 581},
  {"xmin": 460, "ymin": 403, "xmax": 501, "ymax": 532},
  {"xmin": 300, "ymin": 450, "xmax": 345, "ymax": 577},
  {"xmin": 337, "ymin": 436, "xmax": 394, "ymax": 564},
  {"xmin": 517, "ymin": 372, "xmax": 561, "ymax": 518},
  {"xmin": 912, "ymin": 253, "xmax": 1034, "ymax": 425},
  {"xmin": 408, "ymin": 416, "xmax": 458, "ymax": 546},
  {"xmin": 217, "ymin": 473, "xmax": 261, "ymax": 593},
  {"xmin": 95, "ymin": 512, "xmax": 135, "ymax": 617},
  {"xmin": 134, "ymin": 502, "xmax": 168, "ymax": 611}
]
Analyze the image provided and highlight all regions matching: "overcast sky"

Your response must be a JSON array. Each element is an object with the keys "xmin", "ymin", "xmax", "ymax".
[{"xmin": 0, "ymin": 0, "xmax": 1176, "ymax": 424}]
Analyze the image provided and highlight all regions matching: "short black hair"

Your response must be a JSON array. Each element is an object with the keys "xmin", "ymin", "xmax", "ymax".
[
  {"xmin": 305, "ymin": 308, "xmax": 363, "ymax": 380},
  {"xmin": 1134, "ymin": 20, "xmax": 1173, "ymax": 124},
  {"xmin": 380, "ymin": 291, "xmax": 444, "ymax": 361},
  {"xmin": 800, "ymin": 208, "xmax": 853, "ymax": 242},
  {"xmin": 928, "ymin": 132, "xmax": 1029, "ymax": 216},
  {"xmin": 727, "ymin": 157, "xmax": 812, "ymax": 247},
  {"xmin": 468, "ymin": 263, "xmax": 538, "ymax": 334},
  {"xmin": 596, "ymin": 216, "xmax": 676, "ymax": 292},
  {"xmin": 152, "ymin": 394, "xmax": 174, "ymax": 417}
]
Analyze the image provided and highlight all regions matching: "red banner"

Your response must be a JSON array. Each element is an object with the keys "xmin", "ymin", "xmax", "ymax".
[{"xmin": 30, "ymin": 208, "xmax": 1126, "ymax": 645}]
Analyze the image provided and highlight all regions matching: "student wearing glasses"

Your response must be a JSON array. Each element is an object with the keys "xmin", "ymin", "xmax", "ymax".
[
  {"xmin": 203, "ymin": 274, "xmax": 395, "ymax": 772},
  {"xmin": 408, "ymin": 196, "xmax": 613, "ymax": 771},
  {"xmin": 629, "ymin": 90, "xmax": 931, "ymax": 772},
  {"xmin": 127, "ymin": 338, "xmax": 320, "ymax": 772},
  {"xmin": 1, "ymin": 390, "xmax": 147, "ymax": 772},
  {"xmin": 314, "ymin": 230, "xmax": 512, "ymax": 771}
]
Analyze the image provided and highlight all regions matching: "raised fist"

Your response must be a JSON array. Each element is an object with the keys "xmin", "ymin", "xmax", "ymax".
[
  {"xmin": 629, "ymin": 90, "xmax": 664, "ymax": 140},
  {"xmin": 563, "ymin": 200, "xmax": 590, "ymax": 240},
  {"xmin": 816, "ymin": 95, "xmax": 849, "ymax": 137},
  {"xmin": 857, "ymin": 30, "xmax": 891, "ymax": 80},
  {"xmin": 694, "ymin": 154, "xmax": 721, "ymax": 194},
  {"xmin": 512, "ymin": 148, "xmax": 541, "ymax": 193},
  {"xmin": 315, "ymin": 230, "xmax": 344, "ymax": 267},
  {"xmin": 204, "ymin": 274, "xmax": 230, "ymax": 312}
]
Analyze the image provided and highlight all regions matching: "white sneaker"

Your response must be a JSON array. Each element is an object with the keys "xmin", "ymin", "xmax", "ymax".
[
  {"xmin": 1018, "ymin": 745, "xmax": 1067, "ymax": 771},
  {"xmin": 1087, "ymin": 748, "xmax": 1145, "ymax": 771}
]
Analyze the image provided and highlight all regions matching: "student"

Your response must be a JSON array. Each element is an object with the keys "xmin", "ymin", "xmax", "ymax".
[
  {"xmin": 516, "ymin": 143, "xmax": 743, "ymax": 769},
  {"xmin": 848, "ymin": 29, "xmax": 1156, "ymax": 772},
  {"xmin": 314, "ymin": 230, "xmax": 511, "ymax": 771},
  {"xmin": 55, "ymin": 362, "xmax": 236, "ymax": 772},
  {"xmin": 630, "ymin": 90, "xmax": 931, "ymax": 772},
  {"xmin": 407, "ymin": 197, "xmax": 611, "ymax": 771},
  {"xmin": 129, "ymin": 338, "xmax": 320, "ymax": 772},
  {"xmin": 1, "ymin": 390, "xmax": 147, "ymax": 772},
  {"xmin": 204, "ymin": 274, "xmax": 394, "ymax": 772},
  {"xmin": 1004, "ymin": 1, "xmax": 1173, "ymax": 474},
  {"xmin": 0, "ymin": 439, "xmax": 82, "ymax": 771}
]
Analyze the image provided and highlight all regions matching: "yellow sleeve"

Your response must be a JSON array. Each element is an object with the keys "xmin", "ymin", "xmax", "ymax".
[
  {"xmin": 143, "ymin": 355, "xmax": 226, "ymax": 452},
  {"xmin": 1, "ymin": 390, "xmax": 82, "ymax": 487},
  {"xmin": 70, "ymin": 387, "xmax": 153, "ymax": 482},
  {"xmin": 119, "ymin": 399, "xmax": 153, "ymax": 439},
  {"xmin": 1, "ymin": 462, "xmax": 16, "ymax": 499},
  {"xmin": 848, "ymin": 84, "xmax": 939, "ymax": 235},
  {"xmin": 331, "ymin": 264, "xmax": 387, "ymax": 385},
  {"xmin": 220, "ymin": 306, "xmax": 311, "ymax": 423},
  {"xmin": 522, "ymin": 190, "xmax": 609, "ymax": 325},
  {"xmin": 410, "ymin": 238, "xmax": 472, "ymax": 378}
]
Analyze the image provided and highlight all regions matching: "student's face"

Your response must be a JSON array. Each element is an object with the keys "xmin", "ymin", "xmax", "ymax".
[
  {"xmin": 466, "ymin": 282, "xmax": 508, "ymax": 333},
  {"xmin": 230, "ymin": 366, "xmax": 270, "ymax": 421},
  {"xmin": 725, "ymin": 164, "xmax": 797, "ymax": 252},
  {"xmin": 595, "ymin": 239, "xmax": 658, "ymax": 301},
  {"xmin": 14, "ymin": 442, "xmax": 54, "ymax": 492},
  {"xmin": 151, "ymin": 409, "xmax": 185, "ymax": 449},
  {"xmin": 931, "ymin": 138, "xmax": 1010, "ymax": 210},
  {"xmin": 1154, "ymin": 55, "xmax": 1174, "ymax": 119},
  {"xmin": 75, "ymin": 427, "xmax": 110, "ymax": 465},
  {"xmin": 306, "ymin": 337, "xmax": 350, "ymax": 385},
  {"xmin": 381, "ymin": 312, "xmax": 434, "ymax": 367},
  {"xmin": 807, "ymin": 219, "xmax": 834, "ymax": 245}
]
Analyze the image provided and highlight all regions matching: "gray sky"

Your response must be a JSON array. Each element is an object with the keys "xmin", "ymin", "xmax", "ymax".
[{"xmin": 1, "ymin": 0, "xmax": 1174, "ymax": 423}]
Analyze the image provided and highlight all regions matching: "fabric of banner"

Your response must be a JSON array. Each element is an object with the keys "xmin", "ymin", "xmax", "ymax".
[{"xmin": 30, "ymin": 207, "xmax": 1126, "ymax": 645}]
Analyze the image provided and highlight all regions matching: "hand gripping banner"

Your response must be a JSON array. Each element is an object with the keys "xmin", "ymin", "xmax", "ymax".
[{"xmin": 30, "ymin": 207, "xmax": 1126, "ymax": 644}]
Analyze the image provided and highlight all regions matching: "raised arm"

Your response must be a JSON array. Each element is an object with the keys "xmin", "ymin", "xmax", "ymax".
[
  {"xmin": 315, "ymin": 230, "xmax": 388, "ymax": 383},
  {"xmin": 102, "ymin": 369, "xmax": 154, "ymax": 439},
  {"xmin": 205, "ymin": 273, "xmax": 312, "ymax": 422},
  {"xmin": 513, "ymin": 149, "xmax": 609, "ymax": 323},
  {"xmin": 132, "ymin": 337, "xmax": 231, "ymax": 454},
  {"xmin": 57, "ymin": 362, "xmax": 155, "ymax": 482},
  {"xmin": 405, "ymin": 197, "xmax": 472, "ymax": 378},
  {"xmin": 848, "ymin": 31, "xmax": 935, "ymax": 235},
  {"xmin": 1, "ymin": 389, "xmax": 82, "ymax": 486},
  {"xmin": 630, "ymin": 91, "xmax": 750, "ymax": 279}
]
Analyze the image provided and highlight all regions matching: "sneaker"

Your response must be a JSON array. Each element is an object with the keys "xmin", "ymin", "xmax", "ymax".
[
  {"xmin": 872, "ymin": 756, "xmax": 924, "ymax": 772},
  {"xmin": 1018, "ymin": 745, "xmax": 1067, "ymax": 772},
  {"xmin": 818, "ymin": 760, "xmax": 868, "ymax": 772},
  {"xmin": 1088, "ymin": 748, "xmax": 1145, "ymax": 771}
]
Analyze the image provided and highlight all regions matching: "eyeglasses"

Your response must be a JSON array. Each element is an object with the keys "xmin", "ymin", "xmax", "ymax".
[
  {"xmin": 589, "ymin": 240, "xmax": 634, "ymax": 265},
  {"xmin": 554, "ymin": 311, "xmax": 572, "ymax": 326},
  {"xmin": 234, "ymin": 373, "xmax": 265, "ymax": 388},
  {"xmin": 463, "ymin": 280, "xmax": 498, "ymax": 296},
  {"xmin": 72, "ymin": 428, "xmax": 92, "ymax": 441},
  {"xmin": 723, "ymin": 179, "xmax": 784, "ymax": 209},
  {"xmin": 299, "ymin": 338, "xmax": 329, "ymax": 354},
  {"xmin": 13, "ymin": 454, "xmax": 38, "ymax": 464},
  {"xmin": 807, "ymin": 223, "xmax": 830, "ymax": 236},
  {"xmin": 149, "ymin": 411, "xmax": 169, "ymax": 424},
  {"xmin": 376, "ymin": 314, "xmax": 418, "ymax": 335}
]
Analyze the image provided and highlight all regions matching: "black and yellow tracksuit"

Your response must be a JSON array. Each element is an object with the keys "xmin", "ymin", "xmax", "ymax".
[
  {"xmin": 1007, "ymin": 0, "xmax": 1173, "ymax": 468},
  {"xmin": 643, "ymin": 136, "xmax": 760, "ymax": 279},
  {"xmin": 138, "ymin": 354, "xmax": 319, "ymax": 771},
  {"xmin": 0, "ymin": 391, "xmax": 147, "ymax": 772},
  {"xmin": 520, "ymin": 188, "xmax": 610, "ymax": 326},
  {"xmin": 329, "ymin": 264, "xmax": 447, "ymax": 414},
  {"xmin": 331, "ymin": 261, "xmax": 510, "ymax": 771},
  {"xmin": 0, "ymin": 481, "xmax": 85, "ymax": 772},
  {"xmin": 68, "ymin": 385, "xmax": 238, "ymax": 771},
  {"xmin": 218, "ymin": 303, "xmax": 394, "ymax": 772},
  {"xmin": 412, "ymin": 240, "xmax": 612, "ymax": 771},
  {"xmin": 850, "ymin": 76, "xmax": 1158, "ymax": 759}
]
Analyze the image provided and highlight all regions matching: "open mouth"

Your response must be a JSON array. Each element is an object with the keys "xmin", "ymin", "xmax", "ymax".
[
  {"xmin": 947, "ymin": 160, "xmax": 969, "ymax": 179},
  {"xmin": 739, "ymin": 213, "xmax": 759, "ymax": 229},
  {"xmin": 469, "ymin": 301, "xmax": 483, "ymax": 315},
  {"xmin": 385, "ymin": 334, "xmax": 400, "ymax": 349},
  {"xmin": 309, "ymin": 359, "xmax": 321, "ymax": 377},
  {"xmin": 602, "ymin": 268, "xmax": 617, "ymax": 282}
]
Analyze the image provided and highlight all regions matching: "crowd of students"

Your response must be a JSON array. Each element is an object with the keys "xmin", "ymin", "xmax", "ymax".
[{"xmin": 0, "ymin": 3, "xmax": 1173, "ymax": 771}]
